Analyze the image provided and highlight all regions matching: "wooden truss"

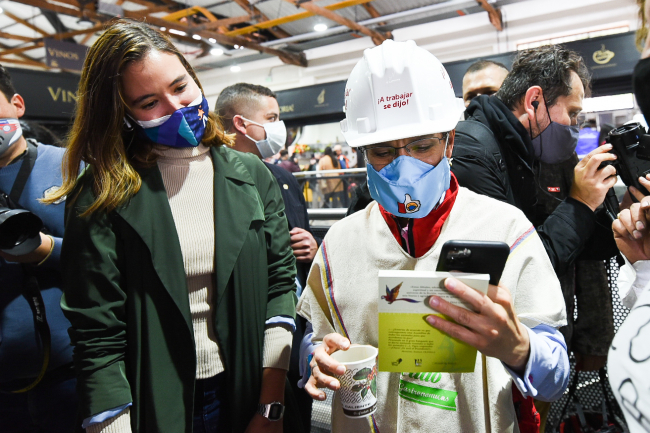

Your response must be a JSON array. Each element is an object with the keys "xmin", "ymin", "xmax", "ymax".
[{"xmin": 0, "ymin": 0, "xmax": 393, "ymax": 69}]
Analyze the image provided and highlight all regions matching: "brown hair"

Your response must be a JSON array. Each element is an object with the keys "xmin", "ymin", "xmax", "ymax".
[
  {"xmin": 496, "ymin": 45, "xmax": 590, "ymax": 110},
  {"xmin": 44, "ymin": 19, "xmax": 233, "ymax": 215}
]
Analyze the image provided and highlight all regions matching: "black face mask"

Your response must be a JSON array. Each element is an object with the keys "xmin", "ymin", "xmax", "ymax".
[{"xmin": 529, "ymin": 100, "xmax": 579, "ymax": 164}]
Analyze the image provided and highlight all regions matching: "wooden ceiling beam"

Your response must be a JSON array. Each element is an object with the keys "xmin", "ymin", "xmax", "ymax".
[
  {"xmin": 9, "ymin": 0, "xmax": 308, "ymax": 67},
  {"xmin": 12, "ymin": 0, "xmax": 84, "ymax": 19},
  {"xmin": 229, "ymin": 0, "xmax": 376, "ymax": 37},
  {"xmin": 0, "ymin": 39, "xmax": 49, "ymax": 67},
  {"xmin": 80, "ymin": 31, "xmax": 94, "ymax": 44},
  {"xmin": 0, "ymin": 57, "xmax": 49, "ymax": 68},
  {"xmin": 361, "ymin": 2, "xmax": 392, "ymax": 38},
  {"xmin": 0, "ymin": 41, "xmax": 44, "ymax": 56},
  {"xmin": 47, "ymin": 23, "xmax": 104, "ymax": 40},
  {"xmin": 283, "ymin": 0, "xmax": 387, "ymax": 45},
  {"xmin": 144, "ymin": 16, "xmax": 307, "ymax": 67},
  {"xmin": 195, "ymin": 15, "xmax": 252, "ymax": 31},
  {"xmin": 119, "ymin": 0, "xmax": 152, "ymax": 6},
  {"xmin": 3, "ymin": 10, "xmax": 51, "ymax": 37},
  {"xmin": 475, "ymin": 0, "xmax": 503, "ymax": 31},
  {"xmin": 55, "ymin": 0, "xmax": 95, "ymax": 11},
  {"xmin": 0, "ymin": 31, "xmax": 39, "ymax": 42},
  {"xmin": 164, "ymin": 5, "xmax": 218, "ymax": 22},
  {"xmin": 232, "ymin": 0, "xmax": 290, "ymax": 39},
  {"xmin": 361, "ymin": 3, "xmax": 380, "ymax": 19}
]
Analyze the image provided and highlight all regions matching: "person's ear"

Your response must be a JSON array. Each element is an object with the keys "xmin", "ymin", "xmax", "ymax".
[
  {"xmin": 523, "ymin": 86, "xmax": 543, "ymax": 122},
  {"xmin": 10, "ymin": 94, "xmax": 25, "ymax": 118},
  {"xmin": 446, "ymin": 130, "xmax": 455, "ymax": 159},
  {"xmin": 232, "ymin": 115, "xmax": 248, "ymax": 136}
]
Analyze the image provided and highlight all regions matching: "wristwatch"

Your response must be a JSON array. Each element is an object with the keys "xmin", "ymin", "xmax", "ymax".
[{"xmin": 257, "ymin": 401, "xmax": 285, "ymax": 421}]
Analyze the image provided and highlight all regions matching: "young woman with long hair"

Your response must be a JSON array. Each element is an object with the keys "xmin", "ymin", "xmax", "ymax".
[{"xmin": 46, "ymin": 19, "xmax": 298, "ymax": 433}]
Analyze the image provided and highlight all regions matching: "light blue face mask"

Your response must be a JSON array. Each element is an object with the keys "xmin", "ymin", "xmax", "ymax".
[{"xmin": 366, "ymin": 140, "xmax": 451, "ymax": 218}]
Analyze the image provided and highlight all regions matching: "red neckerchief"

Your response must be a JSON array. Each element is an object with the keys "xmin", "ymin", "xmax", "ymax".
[{"xmin": 379, "ymin": 173, "xmax": 459, "ymax": 258}]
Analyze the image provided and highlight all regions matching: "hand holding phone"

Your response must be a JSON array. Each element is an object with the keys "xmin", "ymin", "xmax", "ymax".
[{"xmin": 431, "ymin": 241, "xmax": 530, "ymax": 371}]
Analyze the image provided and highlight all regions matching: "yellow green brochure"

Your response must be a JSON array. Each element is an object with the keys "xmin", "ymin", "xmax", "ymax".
[{"xmin": 378, "ymin": 270, "xmax": 489, "ymax": 373}]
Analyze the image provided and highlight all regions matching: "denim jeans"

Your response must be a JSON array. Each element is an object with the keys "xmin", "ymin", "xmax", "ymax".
[
  {"xmin": 0, "ymin": 363, "xmax": 78, "ymax": 433},
  {"xmin": 193, "ymin": 372, "xmax": 231, "ymax": 433}
]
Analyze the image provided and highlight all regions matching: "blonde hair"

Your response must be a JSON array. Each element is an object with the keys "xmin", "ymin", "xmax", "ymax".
[
  {"xmin": 44, "ymin": 19, "xmax": 233, "ymax": 215},
  {"xmin": 638, "ymin": 0, "xmax": 648, "ymax": 51}
]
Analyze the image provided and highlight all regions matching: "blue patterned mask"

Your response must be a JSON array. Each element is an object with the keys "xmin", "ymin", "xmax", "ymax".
[
  {"xmin": 132, "ymin": 95, "xmax": 209, "ymax": 148},
  {"xmin": 366, "ymin": 151, "xmax": 451, "ymax": 219}
]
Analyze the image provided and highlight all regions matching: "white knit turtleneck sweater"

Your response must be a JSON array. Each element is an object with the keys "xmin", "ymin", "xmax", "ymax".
[{"xmin": 88, "ymin": 144, "xmax": 292, "ymax": 433}]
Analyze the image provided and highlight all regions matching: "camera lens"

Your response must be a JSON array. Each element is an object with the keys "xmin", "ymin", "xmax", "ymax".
[{"xmin": 0, "ymin": 208, "xmax": 43, "ymax": 255}]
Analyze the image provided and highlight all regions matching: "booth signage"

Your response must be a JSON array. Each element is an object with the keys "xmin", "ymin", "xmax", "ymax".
[
  {"xmin": 570, "ymin": 32, "xmax": 637, "ymax": 78},
  {"xmin": 276, "ymin": 81, "xmax": 346, "ymax": 122},
  {"xmin": 445, "ymin": 31, "xmax": 637, "ymax": 97},
  {"xmin": 7, "ymin": 67, "xmax": 79, "ymax": 121},
  {"xmin": 44, "ymin": 38, "xmax": 88, "ymax": 71}
]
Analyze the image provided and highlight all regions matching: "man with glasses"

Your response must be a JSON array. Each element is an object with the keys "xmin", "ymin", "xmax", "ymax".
[
  {"xmin": 297, "ymin": 40, "xmax": 569, "ymax": 433},
  {"xmin": 453, "ymin": 48, "xmax": 620, "ymax": 431}
]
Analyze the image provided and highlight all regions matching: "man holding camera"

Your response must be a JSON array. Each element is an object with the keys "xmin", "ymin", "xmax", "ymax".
[
  {"xmin": 452, "ymin": 45, "xmax": 618, "ymax": 277},
  {"xmin": 0, "ymin": 65, "xmax": 77, "ymax": 432}
]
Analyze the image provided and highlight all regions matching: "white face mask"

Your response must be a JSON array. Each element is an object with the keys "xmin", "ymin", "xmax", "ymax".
[{"xmin": 239, "ymin": 116, "xmax": 287, "ymax": 158}]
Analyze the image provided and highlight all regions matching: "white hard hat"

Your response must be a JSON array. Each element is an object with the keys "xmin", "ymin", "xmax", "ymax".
[{"xmin": 340, "ymin": 39, "xmax": 465, "ymax": 148}]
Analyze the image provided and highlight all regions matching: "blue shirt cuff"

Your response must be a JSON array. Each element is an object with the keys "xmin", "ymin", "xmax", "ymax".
[
  {"xmin": 298, "ymin": 322, "xmax": 320, "ymax": 388},
  {"xmin": 82, "ymin": 403, "xmax": 132, "ymax": 428},
  {"xmin": 502, "ymin": 324, "xmax": 570, "ymax": 402},
  {"xmin": 265, "ymin": 315, "xmax": 296, "ymax": 333},
  {"xmin": 295, "ymin": 276, "xmax": 303, "ymax": 298}
]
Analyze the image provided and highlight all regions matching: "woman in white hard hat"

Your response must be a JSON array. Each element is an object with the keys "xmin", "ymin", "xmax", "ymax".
[{"xmin": 297, "ymin": 40, "xmax": 569, "ymax": 432}]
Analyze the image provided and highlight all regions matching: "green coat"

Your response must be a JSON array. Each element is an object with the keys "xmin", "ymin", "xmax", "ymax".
[{"xmin": 61, "ymin": 146, "xmax": 297, "ymax": 432}]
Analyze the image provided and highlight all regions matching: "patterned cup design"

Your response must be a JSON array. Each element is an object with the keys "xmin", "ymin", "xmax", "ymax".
[{"xmin": 331, "ymin": 345, "xmax": 378, "ymax": 418}]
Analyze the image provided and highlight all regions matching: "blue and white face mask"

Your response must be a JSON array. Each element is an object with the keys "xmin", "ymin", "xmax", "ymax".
[
  {"xmin": 366, "ymin": 137, "xmax": 451, "ymax": 218},
  {"xmin": 131, "ymin": 94, "xmax": 209, "ymax": 148}
]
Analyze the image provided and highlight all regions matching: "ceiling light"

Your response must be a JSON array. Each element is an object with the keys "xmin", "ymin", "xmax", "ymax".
[
  {"xmin": 230, "ymin": 65, "xmax": 241, "ymax": 73},
  {"xmin": 210, "ymin": 48, "xmax": 224, "ymax": 56},
  {"xmin": 209, "ymin": 38, "xmax": 216, "ymax": 43},
  {"xmin": 160, "ymin": 27, "xmax": 166, "ymax": 31},
  {"xmin": 314, "ymin": 23, "xmax": 328, "ymax": 32},
  {"xmin": 169, "ymin": 28, "xmax": 187, "ymax": 36}
]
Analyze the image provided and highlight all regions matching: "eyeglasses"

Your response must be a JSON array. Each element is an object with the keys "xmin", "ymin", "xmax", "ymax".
[{"xmin": 363, "ymin": 136, "xmax": 447, "ymax": 166}]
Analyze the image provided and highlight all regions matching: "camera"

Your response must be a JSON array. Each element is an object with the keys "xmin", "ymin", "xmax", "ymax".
[
  {"xmin": 602, "ymin": 122, "xmax": 650, "ymax": 196},
  {"xmin": 0, "ymin": 191, "xmax": 43, "ymax": 256}
]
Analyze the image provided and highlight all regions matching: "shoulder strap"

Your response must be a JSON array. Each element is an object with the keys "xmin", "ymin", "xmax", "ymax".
[
  {"xmin": 9, "ymin": 139, "xmax": 38, "ymax": 204},
  {"xmin": 455, "ymin": 120, "xmax": 516, "ymax": 204}
]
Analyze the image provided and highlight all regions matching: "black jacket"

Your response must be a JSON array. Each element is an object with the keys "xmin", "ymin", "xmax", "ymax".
[
  {"xmin": 634, "ymin": 57, "xmax": 650, "ymax": 122},
  {"xmin": 265, "ymin": 163, "xmax": 320, "ymax": 288},
  {"xmin": 452, "ymin": 95, "xmax": 617, "ymax": 276}
]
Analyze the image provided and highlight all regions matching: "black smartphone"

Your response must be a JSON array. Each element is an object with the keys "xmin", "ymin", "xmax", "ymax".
[{"xmin": 435, "ymin": 240, "xmax": 510, "ymax": 286}]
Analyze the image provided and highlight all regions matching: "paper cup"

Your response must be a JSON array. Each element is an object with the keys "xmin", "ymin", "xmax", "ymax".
[{"xmin": 331, "ymin": 345, "xmax": 378, "ymax": 418}]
